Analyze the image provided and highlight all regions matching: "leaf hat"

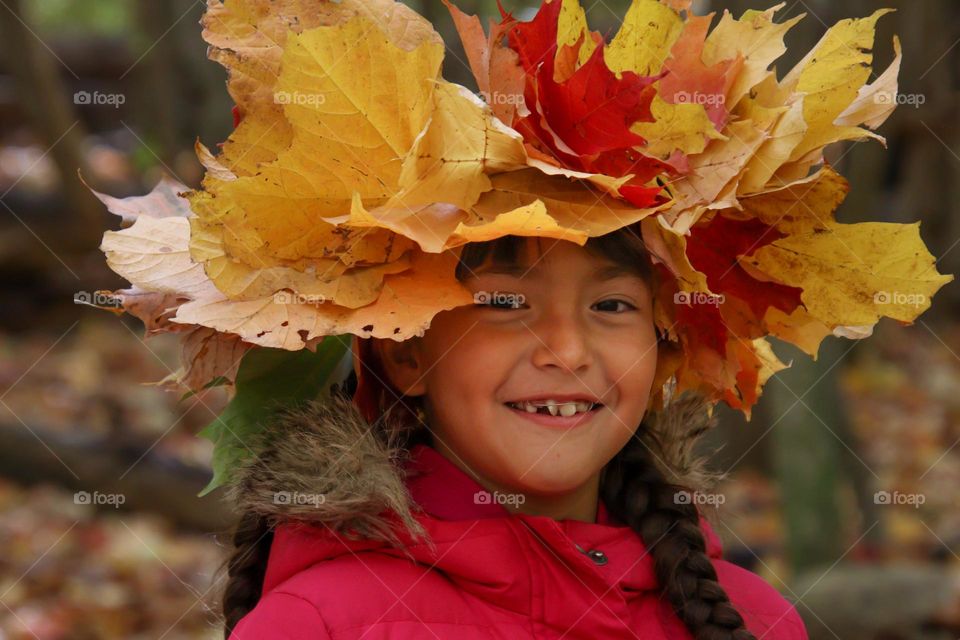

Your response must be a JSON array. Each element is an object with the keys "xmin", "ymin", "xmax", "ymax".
[{"xmin": 94, "ymin": 0, "xmax": 952, "ymax": 431}]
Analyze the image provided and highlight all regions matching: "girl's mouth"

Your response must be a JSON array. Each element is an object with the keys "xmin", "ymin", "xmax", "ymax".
[
  {"xmin": 504, "ymin": 399, "xmax": 601, "ymax": 416},
  {"xmin": 503, "ymin": 400, "xmax": 603, "ymax": 428}
]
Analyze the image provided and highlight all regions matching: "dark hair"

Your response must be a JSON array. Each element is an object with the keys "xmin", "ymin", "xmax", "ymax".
[
  {"xmin": 454, "ymin": 227, "xmax": 656, "ymax": 283},
  {"xmin": 220, "ymin": 512, "xmax": 274, "ymax": 637},
  {"xmin": 220, "ymin": 226, "xmax": 755, "ymax": 639}
]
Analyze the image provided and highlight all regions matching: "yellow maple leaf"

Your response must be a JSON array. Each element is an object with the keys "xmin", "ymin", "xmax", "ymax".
[
  {"xmin": 734, "ymin": 165, "xmax": 850, "ymax": 235},
  {"xmin": 835, "ymin": 36, "xmax": 903, "ymax": 130},
  {"xmin": 556, "ymin": 0, "xmax": 597, "ymax": 75},
  {"xmin": 392, "ymin": 81, "xmax": 529, "ymax": 211},
  {"xmin": 202, "ymin": 0, "xmax": 442, "ymax": 176},
  {"xmin": 702, "ymin": 4, "xmax": 803, "ymax": 110},
  {"xmin": 742, "ymin": 221, "xmax": 954, "ymax": 327},
  {"xmin": 186, "ymin": 10, "xmax": 457, "ymax": 308},
  {"xmin": 781, "ymin": 9, "xmax": 897, "ymax": 162},
  {"xmin": 604, "ymin": 0, "xmax": 684, "ymax": 77},
  {"xmin": 632, "ymin": 94, "xmax": 726, "ymax": 157}
]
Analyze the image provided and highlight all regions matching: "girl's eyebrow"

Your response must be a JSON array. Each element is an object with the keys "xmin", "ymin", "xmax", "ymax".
[
  {"xmin": 472, "ymin": 263, "xmax": 643, "ymax": 281},
  {"xmin": 592, "ymin": 264, "xmax": 645, "ymax": 281}
]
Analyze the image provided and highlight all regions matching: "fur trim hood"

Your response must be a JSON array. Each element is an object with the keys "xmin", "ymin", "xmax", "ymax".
[{"xmin": 224, "ymin": 390, "xmax": 723, "ymax": 546}]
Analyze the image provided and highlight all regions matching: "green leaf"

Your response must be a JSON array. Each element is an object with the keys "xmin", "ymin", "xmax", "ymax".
[{"xmin": 196, "ymin": 334, "xmax": 352, "ymax": 497}]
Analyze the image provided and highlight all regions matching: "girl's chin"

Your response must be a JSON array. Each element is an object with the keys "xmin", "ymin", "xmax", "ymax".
[
  {"xmin": 492, "ymin": 452, "xmax": 597, "ymax": 494},
  {"xmin": 501, "ymin": 480, "xmax": 593, "ymax": 502}
]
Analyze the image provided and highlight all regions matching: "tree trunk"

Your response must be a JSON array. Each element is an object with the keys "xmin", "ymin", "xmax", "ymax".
[{"xmin": 0, "ymin": 0, "xmax": 104, "ymax": 254}]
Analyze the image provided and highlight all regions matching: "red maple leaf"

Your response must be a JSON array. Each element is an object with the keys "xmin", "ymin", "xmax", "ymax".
[
  {"xmin": 686, "ymin": 214, "xmax": 804, "ymax": 321},
  {"xmin": 501, "ymin": 0, "xmax": 674, "ymax": 207}
]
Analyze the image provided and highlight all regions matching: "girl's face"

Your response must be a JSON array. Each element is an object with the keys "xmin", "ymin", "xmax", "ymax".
[{"xmin": 377, "ymin": 237, "xmax": 658, "ymax": 500}]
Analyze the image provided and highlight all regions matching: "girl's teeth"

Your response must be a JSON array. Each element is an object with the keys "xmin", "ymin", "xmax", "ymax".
[
  {"xmin": 509, "ymin": 400, "xmax": 597, "ymax": 416},
  {"xmin": 546, "ymin": 399, "xmax": 558, "ymax": 416}
]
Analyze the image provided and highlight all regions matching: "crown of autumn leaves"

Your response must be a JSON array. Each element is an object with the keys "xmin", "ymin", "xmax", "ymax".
[{"xmin": 92, "ymin": 0, "xmax": 953, "ymax": 420}]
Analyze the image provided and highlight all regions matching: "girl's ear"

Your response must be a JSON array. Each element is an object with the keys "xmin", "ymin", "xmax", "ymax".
[{"xmin": 373, "ymin": 337, "xmax": 427, "ymax": 397}]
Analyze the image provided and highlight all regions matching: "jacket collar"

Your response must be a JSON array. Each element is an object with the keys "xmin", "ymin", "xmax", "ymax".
[
  {"xmin": 400, "ymin": 441, "xmax": 724, "ymax": 590},
  {"xmin": 259, "ymin": 439, "xmax": 723, "ymax": 600}
]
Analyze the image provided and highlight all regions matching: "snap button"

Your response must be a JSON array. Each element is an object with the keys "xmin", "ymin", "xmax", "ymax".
[{"xmin": 575, "ymin": 543, "xmax": 608, "ymax": 566}]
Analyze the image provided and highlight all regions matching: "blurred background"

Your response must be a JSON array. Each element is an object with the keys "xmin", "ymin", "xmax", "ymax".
[{"xmin": 0, "ymin": 0, "xmax": 957, "ymax": 638}]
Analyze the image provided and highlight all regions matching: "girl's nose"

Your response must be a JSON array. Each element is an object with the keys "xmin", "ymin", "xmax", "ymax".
[{"xmin": 527, "ymin": 313, "xmax": 593, "ymax": 373}]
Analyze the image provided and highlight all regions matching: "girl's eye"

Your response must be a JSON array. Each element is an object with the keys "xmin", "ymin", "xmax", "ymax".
[
  {"xmin": 473, "ymin": 293, "xmax": 637, "ymax": 313},
  {"xmin": 594, "ymin": 299, "xmax": 637, "ymax": 313}
]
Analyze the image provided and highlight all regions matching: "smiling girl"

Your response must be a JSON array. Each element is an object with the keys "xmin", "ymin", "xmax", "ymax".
[
  {"xmin": 220, "ymin": 229, "xmax": 807, "ymax": 639},
  {"xmin": 87, "ymin": 0, "xmax": 948, "ymax": 637}
]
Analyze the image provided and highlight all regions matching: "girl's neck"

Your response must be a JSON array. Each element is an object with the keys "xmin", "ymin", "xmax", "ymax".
[
  {"xmin": 429, "ymin": 439, "xmax": 601, "ymax": 524},
  {"xmin": 502, "ymin": 475, "xmax": 601, "ymax": 523}
]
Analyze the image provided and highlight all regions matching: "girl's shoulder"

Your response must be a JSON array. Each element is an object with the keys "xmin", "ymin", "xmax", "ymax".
[
  {"xmin": 675, "ymin": 516, "xmax": 808, "ymax": 638},
  {"xmin": 235, "ymin": 544, "xmax": 502, "ymax": 640},
  {"xmin": 230, "ymin": 589, "xmax": 331, "ymax": 640},
  {"xmin": 711, "ymin": 558, "xmax": 808, "ymax": 639}
]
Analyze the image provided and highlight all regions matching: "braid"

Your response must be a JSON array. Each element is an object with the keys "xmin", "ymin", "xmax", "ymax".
[
  {"xmin": 602, "ymin": 426, "xmax": 755, "ymax": 640},
  {"xmin": 220, "ymin": 512, "xmax": 274, "ymax": 639}
]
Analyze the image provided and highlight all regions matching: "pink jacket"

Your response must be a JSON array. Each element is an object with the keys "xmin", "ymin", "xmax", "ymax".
[{"xmin": 228, "ymin": 396, "xmax": 807, "ymax": 639}]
